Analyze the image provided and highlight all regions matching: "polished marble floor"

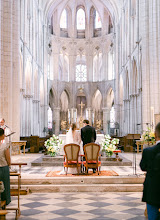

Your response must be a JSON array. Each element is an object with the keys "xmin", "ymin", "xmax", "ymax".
[{"xmin": 6, "ymin": 192, "xmax": 146, "ymax": 220}]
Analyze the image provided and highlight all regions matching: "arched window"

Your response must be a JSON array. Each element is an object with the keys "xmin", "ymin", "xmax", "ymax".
[
  {"xmin": 76, "ymin": 64, "xmax": 87, "ymax": 81},
  {"xmin": 95, "ymin": 11, "xmax": 102, "ymax": 28},
  {"xmin": 60, "ymin": 9, "xmax": 67, "ymax": 28},
  {"xmin": 77, "ymin": 8, "xmax": 85, "ymax": 30}
]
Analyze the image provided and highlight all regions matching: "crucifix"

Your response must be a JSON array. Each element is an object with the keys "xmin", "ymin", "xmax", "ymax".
[{"xmin": 79, "ymin": 101, "xmax": 85, "ymax": 118}]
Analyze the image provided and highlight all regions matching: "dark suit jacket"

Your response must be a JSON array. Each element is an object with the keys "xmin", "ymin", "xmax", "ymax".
[
  {"xmin": 81, "ymin": 125, "xmax": 96, "ymax": 146},
  {"xmin": 140, "ymin": 143, "xmax": 160, "ymax": 207}
]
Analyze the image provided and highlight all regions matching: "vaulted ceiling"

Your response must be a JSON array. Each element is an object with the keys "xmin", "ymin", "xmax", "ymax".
[{"xmin": 40, "ymin": 0, "xmax": 123, "ymax": 24}]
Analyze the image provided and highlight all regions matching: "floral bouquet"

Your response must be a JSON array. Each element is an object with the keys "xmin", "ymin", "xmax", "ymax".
[
  {"xmin": 44, "ymin": 134, "xmax": 63, "ymax": 157},
  {"xmin": 101, "ymin": 134, "xmax": 119, "ymax": 157},
  {"xmin": 140, "ymin": 128, "xmax": 155, "ymax": 144}
]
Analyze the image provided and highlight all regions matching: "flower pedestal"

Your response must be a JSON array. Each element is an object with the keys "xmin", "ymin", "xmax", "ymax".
[{"xmin": 113, "ymin": 150, "xmax": 122, "ymax": 161}]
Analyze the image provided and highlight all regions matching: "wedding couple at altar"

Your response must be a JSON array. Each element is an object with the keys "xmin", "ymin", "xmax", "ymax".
[{"xmin": 60, "ymin": 119, "xmax": 96, "ymax": 174}]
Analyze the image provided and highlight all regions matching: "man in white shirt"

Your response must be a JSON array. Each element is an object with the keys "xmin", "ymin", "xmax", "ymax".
[{"xmin": 0, "ymin": 118, "xmax": 12, "ymax": 150}]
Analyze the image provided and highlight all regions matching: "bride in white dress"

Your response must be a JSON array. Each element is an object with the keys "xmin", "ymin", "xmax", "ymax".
[{"xmin": 60, "ymin": 123, "xmax": 83, "ymax": 174}]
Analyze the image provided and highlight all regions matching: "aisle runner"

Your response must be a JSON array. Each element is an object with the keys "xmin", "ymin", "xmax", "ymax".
[{"xmin": 46, "ymin": 170, "xmax": 118, "ymax": 177}]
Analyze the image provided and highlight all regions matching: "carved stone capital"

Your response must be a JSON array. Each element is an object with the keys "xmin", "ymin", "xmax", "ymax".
[
  {"xmin": 23, "ymin": 95, "xmax": 33, "ymax": 99},
  {"xmin": 32, "ymin": 100, "xmax": 40, "ymax": 103}
]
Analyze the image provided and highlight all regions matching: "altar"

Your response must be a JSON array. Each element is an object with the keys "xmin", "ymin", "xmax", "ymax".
[{"xmin": 59, "ymin": 132, "xmax": 104, "ymax": 155}]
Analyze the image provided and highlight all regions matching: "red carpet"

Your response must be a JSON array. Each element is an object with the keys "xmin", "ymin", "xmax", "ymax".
[{"xmin": 46, "ymin": 170, "xmax": 118, "ymax": 177}]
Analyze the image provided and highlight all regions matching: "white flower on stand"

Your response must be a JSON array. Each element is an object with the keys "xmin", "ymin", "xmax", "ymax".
[
  {"xmin": 45, "ymin": 134, "xmax": 63, "ymax": 157},
  {"xmin": 101, "ymin": 135, "xmax": 119, "ymax": 157}
]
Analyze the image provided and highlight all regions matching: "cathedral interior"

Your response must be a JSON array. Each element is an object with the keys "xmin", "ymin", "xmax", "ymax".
[{"xmin": 0, "ymin": 0, "xmax": 160, "ymax": 140}]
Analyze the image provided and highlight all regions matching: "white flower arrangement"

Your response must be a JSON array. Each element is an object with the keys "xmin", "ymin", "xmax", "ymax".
[
  {"xmin": 140, "ymin": 127, "xmax": 155, "ymax": 144},
  {"xmin": 44, "ymin": 134, "xmax": 63, "ymax": 157},
  {"xmin": 101, "ymin": 134, "xmax": 119, "ymax": 157}
]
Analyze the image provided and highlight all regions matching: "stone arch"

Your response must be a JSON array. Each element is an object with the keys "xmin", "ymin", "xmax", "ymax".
[
  {"xmin": 92, "ymin": 89, "xmax": 102, "ymax": 112},
  {"xmin": 106, "ymin": 87, "xmax": 114, "ymax": 109},
  {"xmin": 49, "ymin": 87, "xmax": 57, "ymax": 109},
  {"xmin": 60, "ymin": 89, "xmax": 70, "ymax": 111}
]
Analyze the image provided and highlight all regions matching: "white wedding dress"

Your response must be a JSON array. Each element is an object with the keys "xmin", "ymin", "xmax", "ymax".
[{"xmin": 60, "ymin": 128, "xmax": 83, "ymax": 175}]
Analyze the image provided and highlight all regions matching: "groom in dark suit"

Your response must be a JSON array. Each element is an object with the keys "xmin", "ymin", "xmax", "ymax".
[
  {"xmin": 81, "ymin": 119, "xmax": 96, "ymax": 173},
  {"xmin": 140, "ymin": 122, "xmax": 160, "ymax": 220},
  {"xmin": 81, "ymin": 119, "xmax": 96, "ymax": 147}
]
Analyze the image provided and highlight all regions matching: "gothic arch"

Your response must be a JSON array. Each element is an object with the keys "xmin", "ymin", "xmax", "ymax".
[
  {"xmin": 92, "ymin": 89, "xmax": 102, "ymax": 112},
  {"xmin": 106, "ymin": 87, "xmax": 114, "ymax": 109},
  {"xmin": 60, "ymin": 87, "xmax": 71, "ymax": 105},
  {"xmin": 49, "ymin": 88, "xmax": 56, "ymax": 110}
]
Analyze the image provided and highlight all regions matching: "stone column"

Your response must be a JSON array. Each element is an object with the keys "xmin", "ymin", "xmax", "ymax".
[
  {"xmin": 86, "ymin": 107, "xmax": 92, "ymax": 125},
  {"xmin": 0, "ymin": 0, "xmax": 20, "ymax": 141},
  {"xmin": 69, "ymin": 54, "xmax": 76, "ymax": 81},
  {"xmin": 102, "ymin": 107, "xmax": 110, "ymax": 134},
  {"xmin": 54, "ymin": 107, "xmax": 60, "ymax": 135}
]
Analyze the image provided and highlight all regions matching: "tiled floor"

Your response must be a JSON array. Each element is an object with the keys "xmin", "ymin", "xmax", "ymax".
[{"xmin": 7, "ymin": 192, "xmax": 146, "ymax": 220}]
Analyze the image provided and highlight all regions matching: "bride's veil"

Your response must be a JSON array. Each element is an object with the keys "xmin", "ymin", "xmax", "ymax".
[{"xmin": 66, "ymin": 127, "xmax": 73, "ymax": 144}]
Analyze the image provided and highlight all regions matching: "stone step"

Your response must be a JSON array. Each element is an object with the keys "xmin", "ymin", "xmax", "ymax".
[
  {"xmin": 10, "ymin": 184, "xmax": 143, "ymax": 193},
  {"xmin": 32, "ymin": 161, "xmax": 132, "ymax": 166},
  {"xmin": 10, "ymin": 176, "xmax": 144, "ymax": 185},
  {"xmin": 42, "ymin": 156, "xmax": 128, "ymax": 162},
  {"xmin": 31, "ymin": 155, "xmax": 132, "ymax": 166}
]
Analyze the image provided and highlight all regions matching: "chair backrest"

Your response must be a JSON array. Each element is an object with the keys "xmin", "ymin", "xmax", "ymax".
[
  {"xmin": 84, "ymin": 143, "xmax": 100, "ymax": 162},
  {"xmin": 64, "ymin": 143, "xmax": 80, "ymax": 162}
]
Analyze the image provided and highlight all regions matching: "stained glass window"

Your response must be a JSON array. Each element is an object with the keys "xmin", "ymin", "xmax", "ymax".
[
  {"xmin": 60, "ymin": 9, "xmax": 67, "ymax": 28},
  {"xmin": 76, "ymin": 64, "xmax": 87, "ymax": 81},
  {"xmin": 95, "ymin": 11, "xmax": 102, "ymax": 28},
  {"xmin": 77, "ymin": 8, "xmax": 85, "ymax": 30}
]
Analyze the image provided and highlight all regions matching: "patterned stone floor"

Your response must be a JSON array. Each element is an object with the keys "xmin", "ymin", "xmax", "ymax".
[{"xmin": 6, "ymin": 192, "xmax": 146, "ymax": 220}]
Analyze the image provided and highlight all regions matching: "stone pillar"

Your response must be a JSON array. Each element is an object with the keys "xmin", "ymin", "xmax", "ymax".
[
  {"xmin": 54, "ymin": 107, "xmax": 60, "ymax": 135},
  {"xmin": 102, "ymin": 107, "xmax": 110, "ymax": 134},
  {"xmin": 0, "ymin": 0, "xmax": 20, "ymax": 141},
  {"xmin": 69, "ymin": 55, "xmax": 76, "ymax": 81},
  {"xmin": 86, "ymin": 107, "xmax": 92, "ymax": 125}
]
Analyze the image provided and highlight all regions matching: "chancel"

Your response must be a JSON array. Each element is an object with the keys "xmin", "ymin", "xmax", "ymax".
[{"xmin": 0, "ymin": 0, "xmax": 160, "ymax": 219}]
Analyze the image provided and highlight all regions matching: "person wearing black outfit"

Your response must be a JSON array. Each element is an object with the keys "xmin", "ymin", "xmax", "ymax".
[
  {"xmin": 140, "ymin": 122, "xmax": 160, "ymax": 220},
  {"xmin": 81, "ymin": 119, "xmax": 96, "ymax": 173}
]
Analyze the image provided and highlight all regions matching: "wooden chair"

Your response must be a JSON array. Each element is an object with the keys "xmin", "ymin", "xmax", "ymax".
[
  {"xmin": 83, "ymin": 143, "xmax": 101, "ymax": 174},
  {"xmin": 63, "ymin": 143, "xmax": 82, "ymax": 175},
  {"xmin": 0, "ymin": 181, "xmax": 7, "ymax": 220}
]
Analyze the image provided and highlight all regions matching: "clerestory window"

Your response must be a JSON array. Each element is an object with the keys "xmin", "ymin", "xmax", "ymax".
[
  {"xmin": 77, "ymin": 8, "xmax": 85, "ymax": 30},
  {"xmin": 76, "ymin": 64, "xmax": 87, "ymax": 81}
]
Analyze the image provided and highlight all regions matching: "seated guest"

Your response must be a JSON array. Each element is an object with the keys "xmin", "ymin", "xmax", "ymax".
[
  {"xmin": 0, "ymin": 128, "xmax": 11, "ymax": 205},
  {"xmin": 140, "ymin": 123, "xmax": 160, "ymax": 220}
]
